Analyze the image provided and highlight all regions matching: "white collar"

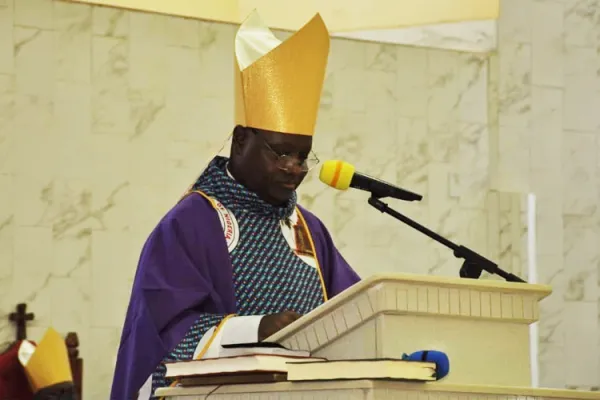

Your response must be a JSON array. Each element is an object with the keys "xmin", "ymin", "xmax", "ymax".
[{"xmin": 225, "ymin": 162, "xmax": 236, "ymax": 181}]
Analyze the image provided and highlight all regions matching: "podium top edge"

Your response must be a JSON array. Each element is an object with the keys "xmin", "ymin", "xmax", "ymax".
[
  {"xmin": 353, "ymin": 273, "xmax": 552, "ymax": 296},
  {"xmin": 266, "ymin": 273, "xmax": 552, "ymax": 342}
]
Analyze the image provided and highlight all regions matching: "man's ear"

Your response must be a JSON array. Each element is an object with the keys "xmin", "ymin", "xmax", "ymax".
[{"xmin": 231, "ymin": 125, "xmax": 249, "ymax": 154}]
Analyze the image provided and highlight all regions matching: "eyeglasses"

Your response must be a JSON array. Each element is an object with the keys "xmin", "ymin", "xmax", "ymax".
[{"xmin": 251, "ymin": 129, "xmax": 320, "ymax": 172}]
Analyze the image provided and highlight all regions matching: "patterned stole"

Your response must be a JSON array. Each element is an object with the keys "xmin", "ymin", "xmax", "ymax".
[{"xmin": 182, "ymin": 189, "xmax": 328, "ymax": 301}]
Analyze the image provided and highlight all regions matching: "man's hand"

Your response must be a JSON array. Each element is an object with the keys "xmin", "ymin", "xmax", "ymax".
[{"xmin": 258, "ymin": 311, "xmax": 302, "ymax": 341}]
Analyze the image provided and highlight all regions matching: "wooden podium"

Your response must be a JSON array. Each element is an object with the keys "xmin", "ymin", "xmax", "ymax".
[{"xmin": 156, "ymin": 274, "xmax": 599, "ymax": 400}]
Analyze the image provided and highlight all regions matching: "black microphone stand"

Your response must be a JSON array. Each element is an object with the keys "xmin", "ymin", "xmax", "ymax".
[{"xmin": 368, "ymin": 195, "xmax": 527, "ymax": 283}]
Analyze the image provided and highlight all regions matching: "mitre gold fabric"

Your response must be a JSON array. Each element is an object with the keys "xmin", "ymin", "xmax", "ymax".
[{"xmin": 234, "ymin": 10, "xmax": 330, "ymax": 136}]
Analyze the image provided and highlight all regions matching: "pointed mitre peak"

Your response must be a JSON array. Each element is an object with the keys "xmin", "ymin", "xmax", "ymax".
[
  {"xmin": 233, "ymin": 10, "xmax": 330, "ymax": 136},
  {"xmin": 235, "ymin": 10, "xmax": 282, "ymax": 70}
]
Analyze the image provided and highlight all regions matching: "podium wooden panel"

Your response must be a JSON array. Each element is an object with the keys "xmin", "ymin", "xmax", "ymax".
[{"xmin": 156, "ymin": 274, "xmax": 599, "ymax": 400}]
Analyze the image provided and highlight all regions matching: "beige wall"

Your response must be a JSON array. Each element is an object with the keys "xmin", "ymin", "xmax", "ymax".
[
  {"xmin": 0, "ymin": 0, "xmax": 597, "ymax": 398},
  {"xmin": 489, "ymin": 0, "xmax": 599, "ymax": 390}
]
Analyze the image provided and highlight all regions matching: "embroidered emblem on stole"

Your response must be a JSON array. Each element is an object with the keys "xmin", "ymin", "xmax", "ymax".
[
  {"xmin": 213, "ymin": 199, "xmax": 240, "ymax": 252},
  {"xmin": 280, "ymin": 209, "xmax": 318, "ymax": 269}
]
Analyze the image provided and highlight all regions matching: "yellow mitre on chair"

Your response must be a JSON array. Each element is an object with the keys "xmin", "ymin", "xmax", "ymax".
[
  {"xmin": 18, "ymin": 327, "xmax": 73, "ymax": 393},
  {"xmin": 234, "ymin": 10, "xmax": 330, "ymax": 136}
]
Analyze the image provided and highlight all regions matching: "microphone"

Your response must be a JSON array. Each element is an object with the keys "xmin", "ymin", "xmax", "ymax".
[
  {"xmin": 402, "ymin": 350, "xmax": 450, "ymax": 380},
  {"xmin": 320, "ymin": 162, "xmax": 526, "ymax": 283},
  {"xmin": 319, "ymin": 160, "xmax": 423, "ymax": 202}
]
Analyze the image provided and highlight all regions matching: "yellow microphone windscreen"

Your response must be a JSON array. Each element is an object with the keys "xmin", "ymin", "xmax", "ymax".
[{"xmin": 319, "ymin": 160, "xmax": 355, "ymax": 190}]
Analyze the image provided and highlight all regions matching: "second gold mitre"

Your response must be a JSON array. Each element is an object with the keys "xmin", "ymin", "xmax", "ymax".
[
  {"xmin": 234, "ymin": 10, "xmax": 330, "ymax": 136},
  {"xmin": 18, "ymin": 327, "xmax": 74, "ymax": 397}
]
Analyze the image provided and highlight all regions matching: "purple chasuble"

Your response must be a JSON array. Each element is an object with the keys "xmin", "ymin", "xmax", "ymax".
[{"xmin": 110, "ymin": 187, "xmax": 360, "ymax": 399}]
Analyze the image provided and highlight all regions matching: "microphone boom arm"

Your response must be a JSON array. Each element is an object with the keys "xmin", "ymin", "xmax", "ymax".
[{"xmin": 367, "ymin": 195, "xmax": 526, "ymax": 283}]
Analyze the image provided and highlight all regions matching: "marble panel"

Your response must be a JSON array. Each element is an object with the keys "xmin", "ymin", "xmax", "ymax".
[
  {"xmin": 497, "ymin": 40, "xmax": 532, "ymax": 128},
  {"xmin": 0, "ymin": 73, "xmax": 15, "ymax": 175},
  {"xmin": 538, "ymin": 344, "xmax": 566, "ymax": 388},
  {"xmin": 14, "ymin": 27, "xmax": 55, "ymax": 102},
  {"xmin": 14, "ymin": 0, "xmax": 53, "ymax": 29},
  {"xmin": 165, "ymin": 14, "xmax": 199, "ymax": 48},
  {"xmin": 564, "ymin": 301, "xmax": 599, "ymax": 387},
  {"xmin": 531, "ymin": 0, "xmax": 565, "ymax": 87},
  {"xmin": 562, "ymin": 215, "xmax": 599, "ymax": 302},
  {"xmin": 498, "ymin": 0, "xmax": 533, "ymax": 44},
  {"xmin": 563, "ymin": 0, "xmax": 599, "ymax": 48},
  {"xmin": 86, "ymin": 327, "xmax": 122, "ymax": 399},
  {"xmin": 494, "ymin": 125, "xmax": 531, "ymax": 192},
  {"xmin": 530, "ymin": 86, "xmax": 563, "ymax": 172},
  {"xmin": 129, "ymin": 11, "xmax": 168, "ymax": 93},
  {"xmin": 563, "ymin": 46, "xmax": 599, "ymax": 132},
  {"xmin": 91, "ymin": 35, "xmax": 131, "ymax": 135},
  {"xmin": 11, "ymin": 94, "xmax": 55, "ymax": 180},
  {"xmin": 196, "ymin": 23, "xmax": 235, "ymax": 98},
  {"xmin": 427, "ymin": 50, "xmax": 460, "ymax": 129},
  {"xmin": 449, "ymin": 122, "xmax": 490, "ymax": 209},
  {"xmin": 395, "ymin": 46, "xmax": 428, "ymax": 119},
  {"xmin": 54, "ymin": 1, "xmax": 92, "ymax": 83},
  {"xmin": 0, "ymin": 174, "xmax": 14, "ymax": 296},
  {"xmin": 0, "ymin": 0, "xmax": 14, "ymax": 74},
  {"xmin": 561, "ymin": 132, "xmax": 597, "ymax": 216},
  {"xmin": 92, "ymin": 5, "xmax": 128, "ymax": 37},
  {"xmin": 91, "ymin": 230, "xmax": 136, "ymax": 327},
  {"xmin": 456, "ymin": 53, "xmax": 489, "ymax": 125}
]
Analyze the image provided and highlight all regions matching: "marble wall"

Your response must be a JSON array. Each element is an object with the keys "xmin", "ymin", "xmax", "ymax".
[
  {"xmin": 0, "ymin": 0, "xmax": 596, "ymax": 398},
  {"xmin": 490, "ymin": 0, "xmax": 600, "ymax": 390}
]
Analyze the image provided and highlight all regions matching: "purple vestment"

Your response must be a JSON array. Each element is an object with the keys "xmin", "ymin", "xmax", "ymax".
[{"xmin": 110, "ymin": 193, "xmax": 360, "ymax": 399}]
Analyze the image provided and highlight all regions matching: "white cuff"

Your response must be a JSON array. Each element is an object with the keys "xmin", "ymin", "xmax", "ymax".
[
  {"xmin": 193, "ymin": 316, "xmax": 264, "ymax": 360},
  {"xmin": 221, "ymin": 315, "xmax": 263, "ymax": 346},
  {"xmin": 138, "ymin": 376, "xmax": 152, "ymax": 400}
]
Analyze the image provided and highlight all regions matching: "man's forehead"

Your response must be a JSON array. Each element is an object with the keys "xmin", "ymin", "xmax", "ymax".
[{"xmin": 256, "ymin": 128, "xmax": 312, "ymax": 148}]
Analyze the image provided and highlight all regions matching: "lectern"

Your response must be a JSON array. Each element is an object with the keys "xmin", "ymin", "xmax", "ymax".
[
  {"xmin": 269, "ymin": 273, "xmax": 548, "ymax": 387},
  {"xmin": 156, "ymin": 274, "xmax": 599, "ymax": 400}
]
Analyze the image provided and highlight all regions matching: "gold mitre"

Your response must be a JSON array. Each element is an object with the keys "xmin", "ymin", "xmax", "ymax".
[
  {"xmin": 234, "ymin": 10, "xmax": 330, "ymax": 136},
  {"xmin": 18, "ymin": 327, "xmax": 73, "ymax": 392}
]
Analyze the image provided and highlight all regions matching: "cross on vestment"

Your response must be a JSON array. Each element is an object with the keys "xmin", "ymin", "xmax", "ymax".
[{"xmin": 9, "ymin": 303, "xmax": 35, "ymax": 341}]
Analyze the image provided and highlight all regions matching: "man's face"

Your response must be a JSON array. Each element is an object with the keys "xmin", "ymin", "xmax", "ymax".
[{"xmin": 232, "ymin": 126, "xmax": 317, "ymax": 205}]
